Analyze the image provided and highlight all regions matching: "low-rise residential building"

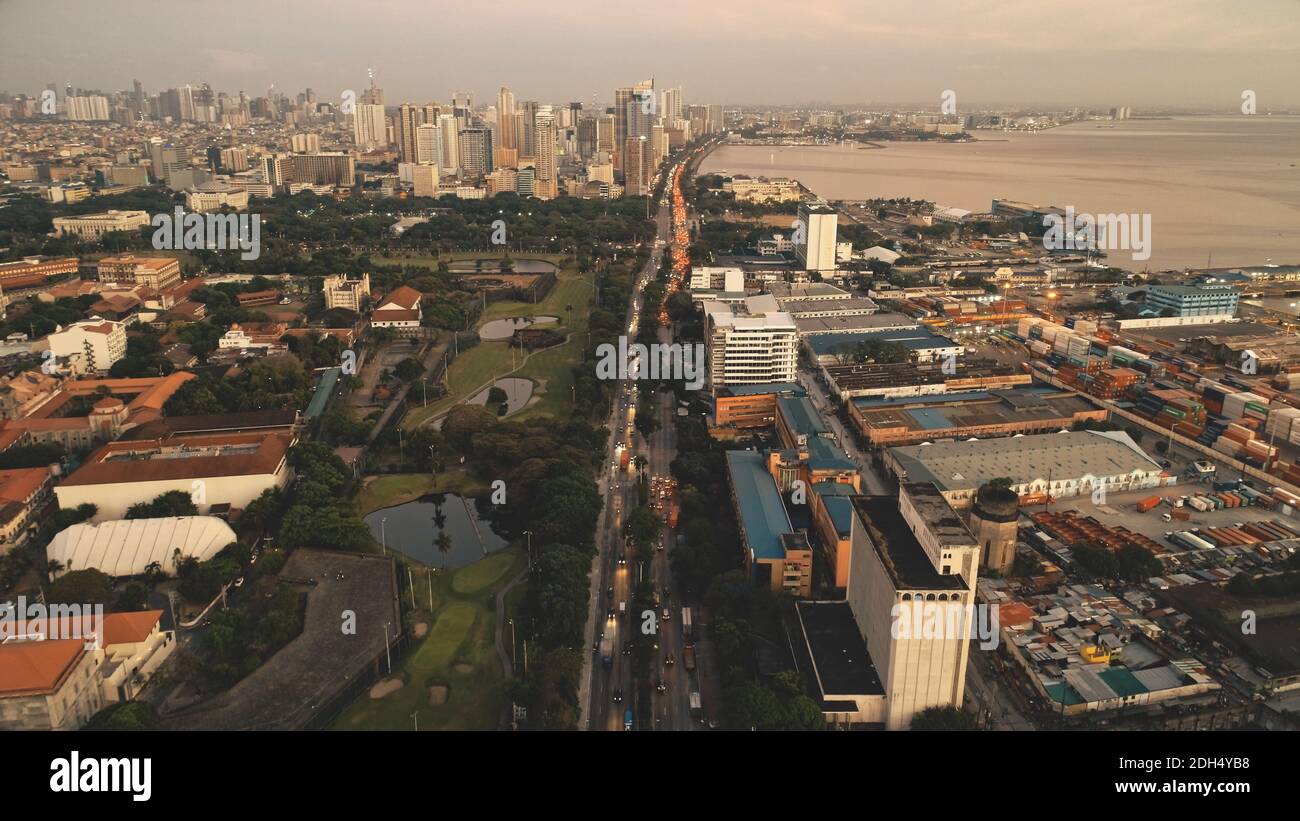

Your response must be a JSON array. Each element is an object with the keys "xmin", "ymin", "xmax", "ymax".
[{"xmin": 47, "ymin": 317, "xmax": 128, "ymax": 374}]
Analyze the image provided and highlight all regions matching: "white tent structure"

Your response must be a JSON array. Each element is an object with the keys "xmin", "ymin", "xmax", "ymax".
[{"xmin": 47, "ymin": 516, "xmax": 237, "ymax": 577}]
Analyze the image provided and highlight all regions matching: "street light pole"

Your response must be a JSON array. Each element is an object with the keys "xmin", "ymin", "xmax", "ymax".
[{"xmin": 381, "ymin": 518, "xmax": 388, "ymax": 556}]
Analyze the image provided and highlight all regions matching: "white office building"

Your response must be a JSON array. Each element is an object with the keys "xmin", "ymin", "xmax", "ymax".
[
  {"xmin": 796, "ymin": 200, "xmax": 838, "ymax": 274},
  {"xmin": 703, "ymin": 295, "xmax": 798, "ymax": 388}
]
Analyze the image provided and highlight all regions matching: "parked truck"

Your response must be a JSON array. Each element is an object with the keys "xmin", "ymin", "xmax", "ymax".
[
  {"xmin": 683, "ymin": 643, "xmax": 696, "ymax": 672},
  {"xmin": 681, "ymin": 606, "xmax": 692, "ymax": 639},
  {"xmin": 689, "ymin": 691, "xmax": 702, "ymax": 721},
  {"xmin": 1136, "ymin": 495, "xmax": 1163, "ymax": 513}
]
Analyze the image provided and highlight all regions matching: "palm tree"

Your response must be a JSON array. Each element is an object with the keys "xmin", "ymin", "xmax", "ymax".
[
  {"xmin": 633, "ymin": 455, "xmax": 648, "ymax": 480},
  {"xmin": 143, "ymin": 561, "xmax": 163, "ymax": 587},
  {"xmin": 435, "ymin": 531, "xmax": 452, "ymax": 569},
  {"xmin": 45, "ymin": 559, "xmax": 64, "ymax": 583}
]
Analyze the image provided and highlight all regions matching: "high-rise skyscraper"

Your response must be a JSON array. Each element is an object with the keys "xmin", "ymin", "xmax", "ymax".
[
  {"xmin": 396, "ymin": 104, "xmax": 422, "ymax": 164},
  {"xmin": 457, "ymin": 127, "xmax": 494, "ymax": 179},
  {"xmin": 533, "ymin": 107, "xmax": 557, "ymax": 199},
  {"xmin": 614, "ymin": 79, "xmax": 653, "ymax": 168},
  {"xmin": 496, "ymin": 87, "xmax": 517, "ymax": 151},
  {"xmin": 354, "ymin": 103, "xmax": 387, "ymax": 151},
  {"xmin": 438, "ymin": 114, "xmax": 460, "ymax": 176},
  {"xmin": 415, "ymin": 123, "xmax": 442, "ymax": 166}
]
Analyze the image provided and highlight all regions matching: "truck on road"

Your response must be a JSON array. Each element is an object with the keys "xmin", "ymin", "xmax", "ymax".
[
  {"xmin": 683, "ymin": 643, "xmax": 696, "ymax": 672},
  {"xmin": 681, "ymin": 607, "xmax": 693, "ymax": 638},
  {"xmin": 600, "ymin": 630, "xmax": 615, "ymax": 667},
  {"xmin": 689, "ymin": 691, "xmax": 702, "ymax": 721},
  {"xmin": 623, "ymin": 707, "xmax": 634, "ymax": 730}
]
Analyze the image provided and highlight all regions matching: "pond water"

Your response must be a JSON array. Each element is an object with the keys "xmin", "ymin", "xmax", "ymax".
[
  {"xmin": 479, "ymin": 315, "xmax": 558, "ymax": 340},
  {"xmin": 467, "ymin": 377, "xmax": 534, "ymax": 416},
  {"xmin": 364, "ymin": 493, "xmax": 508, "ymax": 568}
]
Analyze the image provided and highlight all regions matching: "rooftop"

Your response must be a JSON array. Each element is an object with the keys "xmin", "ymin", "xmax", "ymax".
[
  {"xmin": 804, "ymin": 327, "xmax": 958, "ymax": 357},
  {"xmin": 726, "ymin": 450, "xmax": 793, "ymax": 561},
  {"xmin": 855, "ymin": 389, "xmax": 1098, "ymax": 434},
  {"xmin": 797, "ymin": 601, "xmax": 885, "ymax": 698},
  {"xmin": 795, "ymin": 312, "xmax": 918, "ymax": 336},
  {"xmin": 889, "ymin": 430, "xmax": 1160, "ymax": 493},
  {"xmin": 59, "ymin": 431, "xmax": 294, "ymax": 487},
  {"xmin": 851, "ymin": 493, "xmax": 965, "ymax": 590}
]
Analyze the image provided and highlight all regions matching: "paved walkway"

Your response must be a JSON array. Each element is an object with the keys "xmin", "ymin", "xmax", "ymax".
[{"xmin": 494, "ymin": 569, "xmax": 529, "ymax": 679}]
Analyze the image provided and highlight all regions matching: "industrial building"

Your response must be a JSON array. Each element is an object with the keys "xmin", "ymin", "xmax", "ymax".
[
  {"xmin": 885, "ymin": 430, "xmax": 1168, "ymax": 510},
  {"xmin": 821, "ymin": 358, "xmax": 1029, "ymax": 400},
  {"xmin": 724, "ymin": 449, "xmax": 813, "ymax": 597},
  {"xmin": 804, "ymin": 327, "xmax": 964, "ymax": 365},
  {"xmin": 848, "ymin": 387, "xmax": 1106, "ymax": 446},
  {"xmin": 1145, "ymin": 284, "xmax": 1239, "ymax": 318},
  {"xmin": 797, "ymin": 482, "xmax": 982, "ymax": 729}
]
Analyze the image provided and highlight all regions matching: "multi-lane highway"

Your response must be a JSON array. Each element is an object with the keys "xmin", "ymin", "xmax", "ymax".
[{"xmin": 581, "ymin": 147, "xmax": 709, "ymax": 731}]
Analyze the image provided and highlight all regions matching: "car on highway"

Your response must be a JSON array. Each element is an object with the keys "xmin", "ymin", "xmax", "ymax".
[
  {"xmin": 607, "ymin": 607, "xmax": 614, "ymax": 620},
  {"xmin": 612, "ymin": 689, "xmax": 623, "ymax": 703},
  {"xmin": 656, "ymin": 680, "xmax": 667, "ymax": 693},
  {"xmin": 661, "ymin": 608, "xmax": 670, "ymax": 622},
  {"xmin": 665, "ymin": 654, "xmax": 675, "ymax": 666}
]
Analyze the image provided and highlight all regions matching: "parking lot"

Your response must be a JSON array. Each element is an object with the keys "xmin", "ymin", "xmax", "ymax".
[{"xmin": 1048, "ymin": 484, "xmax": 1292, "ymax": 545}]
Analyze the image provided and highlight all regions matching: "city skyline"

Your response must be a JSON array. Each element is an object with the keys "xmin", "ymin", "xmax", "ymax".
[{"xmin": 2, "ymin": 0, "xmax": 1299, "ymax": 108}]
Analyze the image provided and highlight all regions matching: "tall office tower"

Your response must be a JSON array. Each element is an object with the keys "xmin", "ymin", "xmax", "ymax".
[
  {"xmin": 360, "ymin": 82, "xmax": 384, "ymax": 107},
  {"xmin": 702, "ymin": 297, "xmax": 798, "ymax": 387},
  {"xmin": 412, "ymin": 163, "xmax": 440, "ymax": 197},
  {"xmin": 846, "ymin": 483, "xmax": 980, "ymax": 729},
  {"xmin": 415, "ymin": 123, "xmax": 442, "ymax": 166},
  {"xmin": 565, "ymin": 101, "xmax": 582, "ymax": 128},
  {"xmin": 288, "ymin": 152, "xmax": 356, "ymax": 187},
  {"xmin": 291, "ymin": 133, "xmax": 320, "ymax": 153},
  {"xmin": 662, "ymin": 87, "xmax": 683, "ymax": 122},
  {"xmin": 533, "ymin": 107, "xmax": 558, "ymax": 199},
  {"xmin": 419, "ymin": 103, "xmax": 437, "ymax": 125},
  {"xmin": 397, "ymin": 103, "xmax": 421, "ymax": 163},
  {"xmin": 220, "ymin": 147, "xmax": 250, "ymax": 173},
  {"xmin": 708, "ymin": 104, "xmax": 724, "ymax": 133},
  {"xmin": 496, "ymin": 87, "xmax": 517, "ymax": 151},
  {"xmin": 518, "ymin": 100, "xmax": 539, "ymax": 158},
  {"xmin": 457, "ymin": 127, "xmax": 494, "ymax": 178},
  {"xmin": 452, "ymin": 91, "xmax": 472, "ymax": 110},
  {"xmin": 354, "ymin": 102, "xmax": 387, "ymax": 151},
  {"xmin": 262, "ymin": 154, "xmax": 287, "ymax": 189},
  {"xmin": 576, "ymin": 117, "xmax": 597, "ymax": 160},
  {"xmin": 596, "ymin": 113, "xmax": 615, "ymax": 155},
  {"xmin": 179, "ymin": 85, "xmax": 196, "ymax": 121},
  {"xmin": 516, "ymin": 164, "xmax": 535, "ymax": 197},
  {"xmin": 438, "ymin": 114, "xmax": 460, "ymax": 175},
  {"xmin": 795, "ymin": 200, "xmax": 838, "ymax": 275},
  {"xmin": 650, "ymin": 122, "xmax": 666, "ymax": 168},
  {"xmin": 614, "ymin": 79, "xmax": 654, "ymax": 151},
  {"xmin": 66, "ymin": 96, "xmax": 110, "ymax": 121},
  {"xmin": 688, "ymin": 104, "xmax": 708, "ymax": 135},
  {"xmin": 622, "ymin": 136, "xmax": 653, "ymax": 196}
]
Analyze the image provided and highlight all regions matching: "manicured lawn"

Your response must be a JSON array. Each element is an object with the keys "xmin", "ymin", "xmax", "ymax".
[
  {"xmin": 400, "ymin": 265, "xmax": 596, "ymax": 429},
  {"xmin": 353, "ymin": 474, "xmax": 437, "ymax": 516},
  {"xmin": 451, "ymin": 550, "xmax": 517, "ymax": 595},
  {"xmin": 331, "ymin": 547, "xmax": 526, "ymax": 731}
]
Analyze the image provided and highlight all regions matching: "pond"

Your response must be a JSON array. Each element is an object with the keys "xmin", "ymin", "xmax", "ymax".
[
  {"xmin": 364, "ymin": 493, "xmax": 508, "ymax": 568},
  {"xmin": 479, "ymin": 315, "xmax": 558, "ymax": 340},
  {"xmin": 467, "ymin": 377, "xmax": 534, "ymax": 416}
]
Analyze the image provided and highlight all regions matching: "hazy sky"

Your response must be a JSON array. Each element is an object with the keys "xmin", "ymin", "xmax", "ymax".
[{"xmin": 3, "ymin": 0, "xmax": 1298, "ymax": 108}]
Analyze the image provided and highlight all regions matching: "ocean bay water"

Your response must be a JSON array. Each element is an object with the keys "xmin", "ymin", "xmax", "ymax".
[{"xmin": 700, "ymin": 116, "xmax": 1300, "ymax": 271}]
